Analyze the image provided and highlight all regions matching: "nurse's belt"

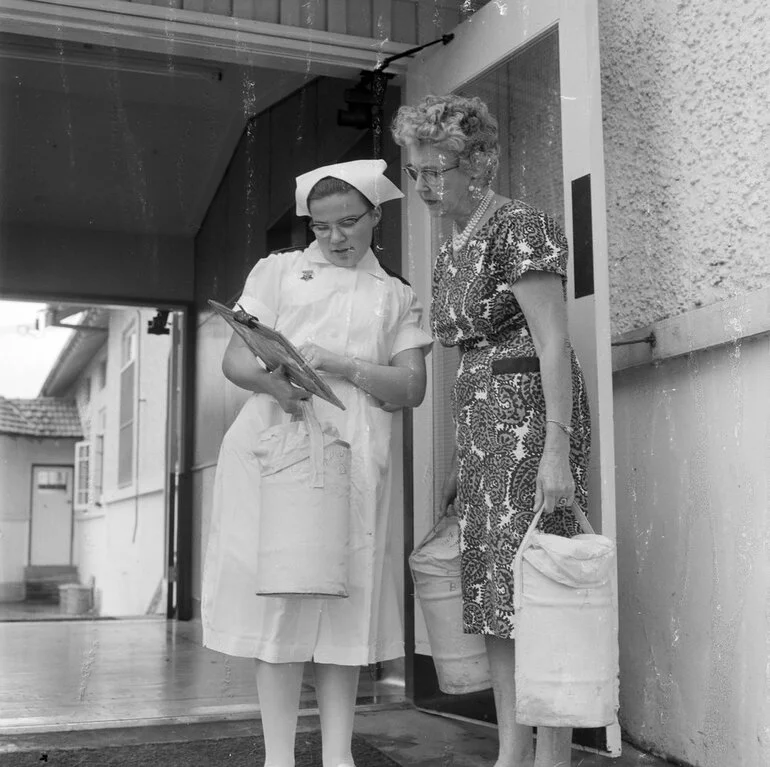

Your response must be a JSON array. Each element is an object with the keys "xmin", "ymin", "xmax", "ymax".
[{"xmin": 295, "ymin": 159, "xmax": 403, "ymax": 216}]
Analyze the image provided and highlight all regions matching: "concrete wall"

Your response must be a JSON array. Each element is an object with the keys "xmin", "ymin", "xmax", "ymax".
[
  {"xmin": 0, "ymin": 223, "xmax": 193, "ymax": 306},
  {"xmin": 75, "ymin": 492, "xmax": 167, "ymax": 617},
  {"xmin": 599, "ymin": 0, "xmax": 769, "ymax": 334},
  {"xmin": 0, "ymin": 434, "xmax": 79, "ymax": 601},
  {"xmin": 600, "ymin": 2, "xmax": 770, "ymax": 764},
  {"xmin": 69, "ymin": 308, "xmax": 170, "ymax": 616},
  {"xmin": 613, "ymin": 332, "xmax": 770, "ymax": 767}
]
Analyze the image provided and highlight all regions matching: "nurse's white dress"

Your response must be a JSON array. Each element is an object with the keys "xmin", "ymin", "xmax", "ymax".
[{"xmin": 201, "ymin": 242, "xmax": 432, "ymax": 665}]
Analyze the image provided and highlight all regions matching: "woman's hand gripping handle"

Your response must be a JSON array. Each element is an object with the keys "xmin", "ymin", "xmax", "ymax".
[
  {"xmin": 266, "ymin": 364, "xmax": 311, "ymax": 416},
  {"xmin": 437, "ymin": 449, "xmax": 459, "ymax": 523}
]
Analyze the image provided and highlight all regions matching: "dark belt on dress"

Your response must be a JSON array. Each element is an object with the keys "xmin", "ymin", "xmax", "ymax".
[{"xmin": 491, "ymin": 356, "xmax": 540, "ymax": 374}]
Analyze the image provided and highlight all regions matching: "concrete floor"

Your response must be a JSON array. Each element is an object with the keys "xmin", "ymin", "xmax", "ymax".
[
  {"xmin": 0, "ymin": 600, "xmax": 93, "ymax": 621},
  {"xmin": 0, "ymin": 617, "xmax": 402, "ymax": 733},
  {"xmin": 0, "ymin": 617, "xmax": 670, "ymax": 766},
  {"xmin": 0, "ymin": 711, "xmax": 670, "ymax": 766}
]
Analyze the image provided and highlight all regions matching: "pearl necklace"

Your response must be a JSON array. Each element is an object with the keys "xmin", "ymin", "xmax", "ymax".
[{"xmin": 452, "ymin": 189, "xmax": 495, "ymax": 253}]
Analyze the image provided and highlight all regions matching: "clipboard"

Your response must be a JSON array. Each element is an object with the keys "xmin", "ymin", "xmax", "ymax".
[{"xmin": 208, "ymin": 299, "xmax": 346, "ymax": 410}]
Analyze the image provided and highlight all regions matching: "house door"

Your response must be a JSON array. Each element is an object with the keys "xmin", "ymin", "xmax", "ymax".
[
  {"xmin": 403, "ymin": 0, "xmax": 618, "ymax": 755},
  {"xmin": 29, "ymin": 466, "xmax": 74, "ymax": 565}
]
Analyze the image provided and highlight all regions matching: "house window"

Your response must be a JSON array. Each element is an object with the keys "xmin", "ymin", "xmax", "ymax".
[
  {"xmin": 74, "ymin": 442, "xmax": 91, "ymax": 510},
  {"xmin": 118, "ymin": 325, "xmax": 136, "ymax": 488},
  {"xmin": 37, "ymin": 470, "xmax": 68, "ymax": 491},
  {"xmin": 122, "ymin": 328, "xmax": 137, "ymax": 366},
  {"xmin": 98, "ymin": 359, "xmax": 107, "ymax": 390},
  {"xmin": 94, "ymin": 408, "xmax": 106, "ymax": 503}
]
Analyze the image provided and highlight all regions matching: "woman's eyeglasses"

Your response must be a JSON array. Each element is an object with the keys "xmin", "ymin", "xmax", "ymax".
[
  {"xmin": 403, "ymin": 164, "xmax": 460, "ymax": 184},
  {"xmin": 309, "ymin": 209, "xmax": 371, "ymax": 238}
]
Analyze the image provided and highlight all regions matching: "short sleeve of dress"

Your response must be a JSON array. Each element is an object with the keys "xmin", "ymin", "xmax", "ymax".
[
  {"xmin": 235, "ymin": 251, "xmax": 295, "ymax": 328},
  {"xmin": 390, "ymin": 285, "xmax": 433, "ymax": 359},
  {"xmin": 497, "ymin": 204, "xmax": 569, "ymax": 285}
]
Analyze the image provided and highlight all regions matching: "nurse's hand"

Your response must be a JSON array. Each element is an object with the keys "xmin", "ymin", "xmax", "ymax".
[
  {"xmin": 299, "ymin": 342, "xmax": 340, "ymax": 374},
  {"xmin": 266, "ymin": 365, "xmax": 310, "ymax": 415}
]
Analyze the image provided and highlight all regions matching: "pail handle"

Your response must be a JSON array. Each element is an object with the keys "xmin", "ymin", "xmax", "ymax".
[
  {"xmin": 300, "ymin": 400, "xmax": 325, "ymax": 489},
  {"xmin": 513, "ymin": 500, "xmax": 593, "ymax": 611}
]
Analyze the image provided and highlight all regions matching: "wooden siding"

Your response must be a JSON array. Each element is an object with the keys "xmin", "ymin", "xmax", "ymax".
[{"xmin": 121, "ymin": 0, "xmax": 488, "ymax": 44}]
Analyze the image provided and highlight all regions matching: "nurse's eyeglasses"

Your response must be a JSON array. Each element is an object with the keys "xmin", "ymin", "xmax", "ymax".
[
  {"xmin": 403, "ymin": 163, "xmax": 460, "ymax": 185},
  {"xmin": 309, "ymin": 209, "xmax": 371, "ymax": 238}
]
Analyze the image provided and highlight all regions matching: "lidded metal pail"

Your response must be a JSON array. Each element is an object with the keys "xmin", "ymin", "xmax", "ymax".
[
  {"xmin": 513, "ymin": 502, "xmax": 619, "ymax": 727},
  {"xmin": 254, "ymin": 401, "xmax": 351, "ymax": 598},
  {"xmin": 409, "ymin": 513, "xmax": 492, "ymax": 694}
]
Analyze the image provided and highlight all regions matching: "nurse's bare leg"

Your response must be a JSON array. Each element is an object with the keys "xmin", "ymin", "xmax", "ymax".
[
  {"xmin": 485, "ymin": 636, "xmax": 535, "ymax": 767},
  {"xmin": 255, "ymin": 659, "xmax": 305, "ymax": 767},
  {"xmin": 314, "ymin": 662, "xmax": 361, "ymax": 767}
]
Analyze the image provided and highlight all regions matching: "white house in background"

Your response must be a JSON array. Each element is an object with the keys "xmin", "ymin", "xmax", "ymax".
[
  {"xmin": 0, "ymin": 397, "xmax": 82, "ymax": 602},
  {"xmin": 39, "ymin": 305, "xmax": 172, "ymax": 617}
]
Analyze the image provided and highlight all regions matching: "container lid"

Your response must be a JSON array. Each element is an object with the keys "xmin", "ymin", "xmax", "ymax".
[
  {"xmin": 522, "ymin": 532, "xmax": 615, "ymax": 588},
  {"xmin": 409, "ymin": 514, "xmax": 461, "ymax": 576},
  {"xmin": 253, "ymin": 420, "xmax": 348, "ymax": 476}
]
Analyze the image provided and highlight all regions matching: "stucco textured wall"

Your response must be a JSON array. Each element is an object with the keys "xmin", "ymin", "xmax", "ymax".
[{"xmin": 599, "ymin": 0, "xmax": 770, "ymax": 334}]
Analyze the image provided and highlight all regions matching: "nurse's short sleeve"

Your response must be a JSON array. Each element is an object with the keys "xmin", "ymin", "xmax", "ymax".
[
  {"xmin": 497, "ymin": 204, "xmax": 568, "ymax": 285},
  {"xmin": 390, "ymin": 286, "xmax": 433, "ymax": 359},
  {"xmin": 235, "ymin": 252, "xmax": 292, "ymax": 328}
]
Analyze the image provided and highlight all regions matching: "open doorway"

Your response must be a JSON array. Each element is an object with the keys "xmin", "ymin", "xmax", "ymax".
[{"xmin": 0, "ymin": 298, "xmax": 182, "ymax": 623}]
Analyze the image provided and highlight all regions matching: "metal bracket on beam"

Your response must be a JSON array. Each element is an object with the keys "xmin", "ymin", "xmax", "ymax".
[{"xmin": 611, "ymin": 332, "xmax": 656, "ymax": 349}]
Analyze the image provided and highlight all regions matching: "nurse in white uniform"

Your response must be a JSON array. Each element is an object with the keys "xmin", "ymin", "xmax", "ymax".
[{"xmin": 201, "ymin": 159, "xmax": 432, "ymax": 767}]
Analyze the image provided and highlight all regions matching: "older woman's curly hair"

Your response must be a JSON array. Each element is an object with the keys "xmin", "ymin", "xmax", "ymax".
[{"xmin": 391, "ymin": 94, "xmax": 500, "ymax": 184}]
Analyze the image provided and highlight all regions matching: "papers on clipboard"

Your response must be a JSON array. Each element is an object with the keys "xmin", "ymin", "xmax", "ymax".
[{"xmin": 208, "ymin": 299, "xmax": 346, "ymax": 410}]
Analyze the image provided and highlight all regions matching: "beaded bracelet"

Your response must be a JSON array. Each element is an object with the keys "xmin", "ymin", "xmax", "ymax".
[{"xmin": 546, "ymin": 419, "xmax": 574, "ymax": 437}]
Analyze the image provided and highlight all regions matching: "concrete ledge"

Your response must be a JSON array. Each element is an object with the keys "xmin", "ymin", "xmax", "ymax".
[
  {"xmin": 611, "ymin": 286, "xmax": 770, "ymax": 372},
  {"xmin": 0, "ymin": 582, "xmax": 26, "ymax": 602}
]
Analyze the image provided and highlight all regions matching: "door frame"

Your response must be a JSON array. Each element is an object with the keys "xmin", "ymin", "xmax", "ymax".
[
  {"xmin": 401, "ymin": 0, "xmax": 619, "ymax": 755},
  {"xmin": 28, "ymin": 463, "xmax": 75, "ymax": 566}
]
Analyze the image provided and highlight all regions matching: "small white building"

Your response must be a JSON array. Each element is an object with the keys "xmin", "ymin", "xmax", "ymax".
[
  {"xmin": 0, "ymin": 396, "xmax": 82, "ymax": 602},
  {"xmin": 39, "ymin": 305, "xmax": 172, "ymax": 617}
]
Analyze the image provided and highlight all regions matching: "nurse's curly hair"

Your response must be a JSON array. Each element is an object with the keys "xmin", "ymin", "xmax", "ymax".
[{"xmin": 391, "ymin": 94, "xmax": 500, "ymax": 184}]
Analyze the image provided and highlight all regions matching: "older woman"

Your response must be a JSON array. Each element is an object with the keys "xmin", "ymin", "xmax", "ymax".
[{"xmin": 393, "ymin": 95, "xmax": 591, "ymax": 767}]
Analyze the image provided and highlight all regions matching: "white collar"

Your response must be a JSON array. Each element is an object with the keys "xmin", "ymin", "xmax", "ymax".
[{"xmin": 305, "ymin": 241, "xmax": 384, "ymax": 279}]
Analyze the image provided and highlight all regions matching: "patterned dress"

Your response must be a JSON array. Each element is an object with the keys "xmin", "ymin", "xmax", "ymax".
[{"xmin": 432, "ymin": 201, "xmax": 592, "ymax": 639}]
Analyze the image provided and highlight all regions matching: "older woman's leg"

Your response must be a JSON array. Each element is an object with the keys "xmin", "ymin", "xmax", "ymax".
[{"xmin": 485, "ymin": 636, "xmax": 535, "ymax": 767}]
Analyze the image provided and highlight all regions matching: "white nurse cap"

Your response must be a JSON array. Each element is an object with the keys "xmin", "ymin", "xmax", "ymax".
[{"xmin": 295, "ymin": 159, "xmax": 404, "ymax": 216}]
